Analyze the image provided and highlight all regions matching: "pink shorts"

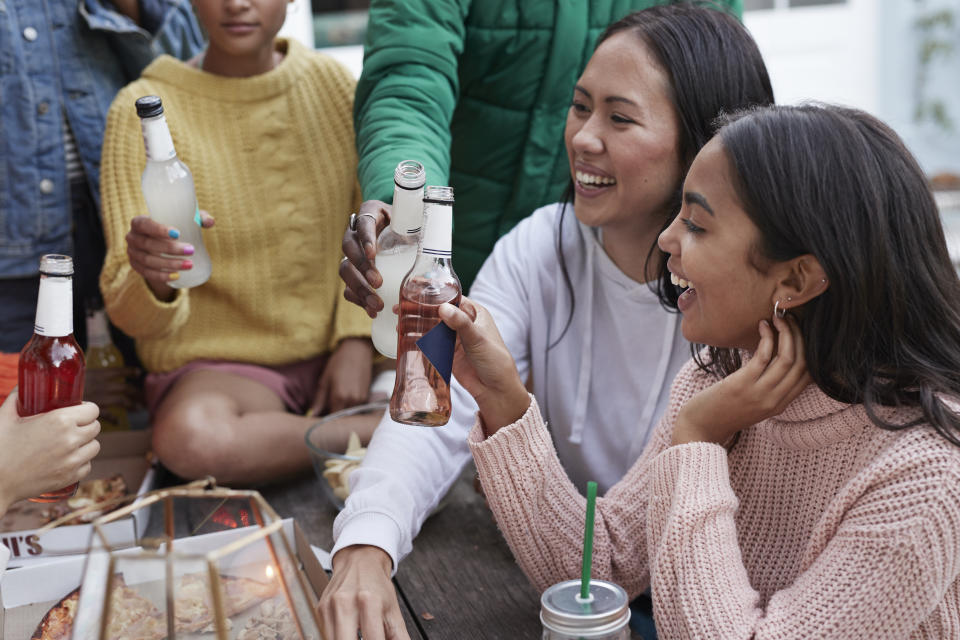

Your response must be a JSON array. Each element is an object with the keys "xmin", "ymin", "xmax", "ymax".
[{"xmin": 145, "ymin": 355, "xmax": 328, "ymax": 417}]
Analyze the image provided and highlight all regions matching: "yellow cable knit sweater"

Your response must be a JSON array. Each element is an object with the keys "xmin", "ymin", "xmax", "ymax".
[{"xmin": 100, "ymin": 39, "xmax": 370, "ymax": 373}]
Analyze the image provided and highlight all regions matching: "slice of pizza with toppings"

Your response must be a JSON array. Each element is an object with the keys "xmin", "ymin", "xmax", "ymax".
[
  {"xmin": 32, "ymin": 575, "xmax": 164, "ymax": 640},
  {"xmin": 32, "ymin": 587, "xmax": 79, "ymax": 640},
  {"xmin": 103, "ymin": 576, "xmax": 166, "ymax": 640},
  {"xmin": 174, "ymin": 572, "xmax": 280, "ymax": 633}
]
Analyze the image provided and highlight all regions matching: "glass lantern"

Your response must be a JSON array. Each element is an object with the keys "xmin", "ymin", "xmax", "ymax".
[{"xmin": 70, "ymin": 478, "xmax": 323, "ymax": 639}]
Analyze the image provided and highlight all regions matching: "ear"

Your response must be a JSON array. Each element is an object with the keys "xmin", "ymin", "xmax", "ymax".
[{"xmin": 772, "ymin": 254, "xmax": 829, "ymax": 313}]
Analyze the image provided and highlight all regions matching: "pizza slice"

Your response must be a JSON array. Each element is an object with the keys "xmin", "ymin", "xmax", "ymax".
[
  {"xmin": 40, "ymin": 474, "xmax": 129, "ymax": 526},
  {"xmin": 174, "ymin": 572, "xmax": 280, "ymax": 633},
  {"xmin": 237, "ymin": 598, "xmax": 314, "ymax": 640},
  {"xmin": 31, "ymin": 587, "xmax": 79, "ymax": 640},
  {"xmin": 32, "ymin": 575, "xmax": 165, "ymax": 640}
]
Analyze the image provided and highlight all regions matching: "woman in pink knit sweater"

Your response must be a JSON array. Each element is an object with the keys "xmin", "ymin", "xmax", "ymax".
[{"xmin": 438, "ymin": 104, "xmax": 960, "ymax": 638}]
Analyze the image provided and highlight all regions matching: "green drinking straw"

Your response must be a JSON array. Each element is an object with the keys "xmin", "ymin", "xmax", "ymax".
[{"xmin": 580, "ymin": 481, "xmax": 598, "ymax": 600}]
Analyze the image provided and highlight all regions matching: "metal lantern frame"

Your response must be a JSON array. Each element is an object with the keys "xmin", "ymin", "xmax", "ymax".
[{"xmin": 72, "ymin": 477, "xmax": 322, "ymax": 640}]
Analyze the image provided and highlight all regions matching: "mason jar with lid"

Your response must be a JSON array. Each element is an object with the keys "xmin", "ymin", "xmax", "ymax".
[{"xmin": 540, "ymin": 579, "xmax": 631, "ymax": 639}]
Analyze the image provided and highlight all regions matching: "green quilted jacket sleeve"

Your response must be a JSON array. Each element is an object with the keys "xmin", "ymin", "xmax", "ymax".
[{"xmin": 354, "ymin": 0, "xmax": 472, "ymax": 203}]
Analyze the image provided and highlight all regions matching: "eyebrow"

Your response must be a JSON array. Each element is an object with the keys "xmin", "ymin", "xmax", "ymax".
[
  {"xmin": 684, "ymin": 191, "xmax": 715, "ymax": 216},
  {"xmin": 574, "ymin": 86, "xmax": 639, "ymax": 108}
]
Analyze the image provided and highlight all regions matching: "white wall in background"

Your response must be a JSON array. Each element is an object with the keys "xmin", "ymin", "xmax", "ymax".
[{"xmin": 279, "ymin": 0, "xmax": 315, "ymax": 49}]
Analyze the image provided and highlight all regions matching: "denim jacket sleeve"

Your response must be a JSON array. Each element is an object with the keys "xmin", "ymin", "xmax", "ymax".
[{"xmin": 80, "ymin": 0, "xmax": 204, "ymax": 80}]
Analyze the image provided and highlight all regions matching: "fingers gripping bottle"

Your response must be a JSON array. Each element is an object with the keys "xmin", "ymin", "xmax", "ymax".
[
  {"xmin": 371, "ymin": 160, "xmax": 427, "ymax": 358},
  {"xmin": 18, "ymin": 255, "xmax": 85, "ymax": 502},
  {"xmin": 135, "ymin": 95, "xmax": 211, "ymax": 288},
  {"xmin": 389, "ymin": 186, "xmax": 461, "ymax": 426}
]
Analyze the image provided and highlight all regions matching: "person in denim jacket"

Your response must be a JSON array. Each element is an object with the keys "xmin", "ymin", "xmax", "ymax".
[{"xmin": 0, "ymin": 0, "xmax": 203, "ymax": 353}]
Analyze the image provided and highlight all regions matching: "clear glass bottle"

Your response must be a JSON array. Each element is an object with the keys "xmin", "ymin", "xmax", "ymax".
[
  {"xmin": 540, "ymin": 579, "xmax": 631, "ymax": 639},
  {"xmin": 389, "ymin": 186, "xmax": 461, "ymax": 427},
  {"xmin": 371, "ymin": 160, "xmax": 427, "ymax": 358},
  {"xmin": 136, "ymin": 95, "xmax": 212, "ymax": 289},
  {"xmin": 84, "ymin": 304, "xmax": 131, "ymax": 432},
  {"xmin": 18, "ymin": 255, "xmax": 86, "ymax": 502}
]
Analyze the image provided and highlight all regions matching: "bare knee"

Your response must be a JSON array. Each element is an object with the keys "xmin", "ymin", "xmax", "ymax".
[{"xmin": 152, "ymin": 399, "xmax": 237, "ymax": 481}]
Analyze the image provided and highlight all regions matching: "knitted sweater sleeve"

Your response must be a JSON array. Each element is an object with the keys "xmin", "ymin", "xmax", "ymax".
[
  {"xmin": 468, "ymin": 357, "xmax": 710, "ymax": 596},
  {"xmin": 99, "ymin": 83, "xmax": 191, "ymax": 339},
  {"xmin": 646, "ymin": 431, "xmax": 960, "ymax": 639}
]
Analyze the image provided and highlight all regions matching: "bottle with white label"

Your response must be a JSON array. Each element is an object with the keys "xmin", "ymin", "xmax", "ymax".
[
  {"xmin": 371, "ymin": 160, "xmax": 426, "ymax": 358},
  {"xmin": 389, "ymin": 186, "xmax": 461, "ymax": 426},
  {"xmin": 135, "ymin": 95, "xmax": 211, "ymax": 289},
  {"xmin": 18, "ymin": 255, "xmax": 85, "ymax": 501}
]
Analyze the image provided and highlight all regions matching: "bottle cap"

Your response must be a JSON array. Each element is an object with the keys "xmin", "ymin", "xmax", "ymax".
[
  {"xmin": 394, "ymin": 160, "xmax": 426, "ymax": 190},
  {"xmin": 423, "ymin": 185, "xmax": 454, "ymax": 204},
  {"xmin": 39, "ymin": 254, "xmax": 74, "ymax": 277},
  {"xmin": 135, "ymin": 95, "xmax": 164, "ymax": 119},
  {"xmin": 540, "ymin": 579, "xmax": 630, "ymax": 636}
]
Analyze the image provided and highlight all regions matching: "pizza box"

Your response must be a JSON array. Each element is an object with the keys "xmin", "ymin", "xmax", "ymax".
[
  {"xmin": 0, "ymin": 518, "xmax": 329, "ymax": 639},
  {"xmin": 0, "ymin": 430, "xmax": 156, "ymax": 568}
]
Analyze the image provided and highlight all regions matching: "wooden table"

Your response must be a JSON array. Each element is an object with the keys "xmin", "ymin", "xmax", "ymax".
[{"xmin": 146, "ymin": 463, "xmax": 544, "ymax": 638}]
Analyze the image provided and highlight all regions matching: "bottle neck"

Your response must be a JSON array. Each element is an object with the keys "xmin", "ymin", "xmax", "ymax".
[
  {"xmin": 140, "ymin": 114, "xmax": 177, "ymax": 162},
  {"xmin": 390, "ymin": 183, "xmax": 424, "ymax": 235},
  {"xmin": 419, "ymin": 200, "xmax": 453, "ymax": 257},
  {"xmin": 34, "ymin": 275, "xmax": 74, "ymax": 337},
  {"xmin": 86, "ymin": 310, "xmax": 112, "ymax": 348}
]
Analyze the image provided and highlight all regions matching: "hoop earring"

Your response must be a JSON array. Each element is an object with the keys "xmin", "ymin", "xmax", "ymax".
[{"xmin": 774, "ymin": 300, "xmax": 786, "ymax": 319}]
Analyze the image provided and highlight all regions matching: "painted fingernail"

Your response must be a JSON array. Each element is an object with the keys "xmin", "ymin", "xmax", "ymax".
[
  {"xmin": 182, "ymin": 244, "xmax": 195, "ymax": 256},
  {"xmin": 181, "ymin": 260, "xmax": 193, "ymax": 270},
  {"xmin": 168, "ymin": 229, "xmax": 180, "ymax": 239},
  {"xmin": 168, "ymin": 272, "xmax": 180, "ymax": 281},
  {"xmin": 366, "ymin": 269, "xmax": 379, "ymax": 283},
  {"xmin": 366, "ymin": 294, "xmax": 381, "ymax": 309}
]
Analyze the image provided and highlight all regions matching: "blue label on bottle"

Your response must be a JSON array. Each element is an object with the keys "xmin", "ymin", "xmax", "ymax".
[
  {"xmin": 416, "ymin": 319, "xmax": 457, "ymax": 385},
  {"xmin": 194, "ymin": 205, "xmax": 202, "ymax": 227}
]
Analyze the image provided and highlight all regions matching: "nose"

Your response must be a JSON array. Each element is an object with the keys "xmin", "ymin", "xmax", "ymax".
[
  {"xmin": 658, "ymin": 217, "xmax": 680, "ymax": 255},
  {"xmin": 570, "ymin": 113, "xmax": 604, "ymax": 157},
  {"xmin": 224, "ymin": 0, "xmax": 252, "ymax": 12}
]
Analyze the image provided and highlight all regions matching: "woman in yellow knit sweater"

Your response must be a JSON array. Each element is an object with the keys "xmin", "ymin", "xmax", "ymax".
[{"xmin": 99, "ymin": 0, "xmax": 374, "ymax": 484}]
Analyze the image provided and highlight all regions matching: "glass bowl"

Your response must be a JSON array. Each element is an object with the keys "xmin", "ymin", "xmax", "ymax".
[{"xmin": 305, "ymin": 401, "xmax": 387, "ymax": 510}]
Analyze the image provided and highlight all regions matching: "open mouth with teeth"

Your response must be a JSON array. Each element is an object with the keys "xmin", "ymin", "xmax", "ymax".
[
  {"xmin": 576, "ymin": 170, "xmax": 617, "ymax": 190},
  {"xmin": 670, "ymin": 270, "xmax": 698, "ymax": 310}
]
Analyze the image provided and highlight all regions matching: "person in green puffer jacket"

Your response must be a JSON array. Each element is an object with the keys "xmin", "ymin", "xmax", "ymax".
[{"xmin": 341, "ymin": 0, "xmax": 742, "ymax": 298}]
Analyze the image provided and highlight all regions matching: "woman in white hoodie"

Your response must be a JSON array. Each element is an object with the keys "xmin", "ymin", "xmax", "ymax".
[{"xmin": 322, "ymin": 5, "xmax": 775, "ymax": 639}]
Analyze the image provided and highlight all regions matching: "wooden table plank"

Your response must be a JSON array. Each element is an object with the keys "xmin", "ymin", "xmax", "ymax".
[{"xmin": 392, "ymin": 463, "xmax": 542, "ymax": 639}]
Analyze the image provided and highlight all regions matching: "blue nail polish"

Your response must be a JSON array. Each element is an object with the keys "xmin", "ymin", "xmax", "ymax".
[{"xmin": 168, "ymin": 229, "xmax": 180, "ymax": 239}]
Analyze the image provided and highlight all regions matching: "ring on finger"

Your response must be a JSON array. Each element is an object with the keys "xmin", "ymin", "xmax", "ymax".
[{"xmin": 349, "ymin": 211, "xmax": 378, "ymax": 232}]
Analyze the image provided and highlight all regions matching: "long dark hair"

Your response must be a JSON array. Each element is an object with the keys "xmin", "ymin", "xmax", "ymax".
[
  {"xmin": 550, "ymin": 2, "xmax": 774, "ymax": 348},
  {"xmin": 704, "ymin": 103, "xmax": 960, "ymax": 445}
]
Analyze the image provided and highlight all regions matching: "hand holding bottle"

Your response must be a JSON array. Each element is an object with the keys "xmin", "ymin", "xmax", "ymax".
[
  {"xmin": 125, "ymin": 211, "xmax": 215, "ymax": 301},
  {"xmin": 339, "ymin": 200, "xmax": 391, "ymax": 317},
  {"xmin": 0, "ymin": 391, "xmax": 101, "ymax": 516},
  {"xmin": 437, "ymin": 297, "xmax": 530, "ymax": 435}
]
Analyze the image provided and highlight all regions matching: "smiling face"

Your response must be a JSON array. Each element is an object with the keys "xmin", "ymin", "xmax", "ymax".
[
  {"xmin": 658, "ymin": 138, "xmax": 793, "ymax": 350},
  {"xmin": 564, "ymin": 32, "xmax": 683, "ymax": 235},
  {"xmin": 194, "ymin": 0, "xmax": 288, "ymax": 67}
]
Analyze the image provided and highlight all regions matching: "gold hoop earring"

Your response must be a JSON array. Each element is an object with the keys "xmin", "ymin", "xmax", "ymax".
[{"xmin": 774, "ymin": 300, "xmax": 786, "ymax": 319}]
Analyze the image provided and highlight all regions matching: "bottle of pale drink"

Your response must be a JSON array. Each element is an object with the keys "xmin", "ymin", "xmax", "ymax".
[
  {"xmin": 390, "ymin": 186, "xmax": 461, "ymax": 426},
  {"xmin": 135, "ymin": 95, "xmax": 211, "ymax": 288},
  {"xmin": 371, "ymin": 160, "xmax": 426, "ymax": 358},
  {"xmin": 18, "ymin": 255, "xmax": 85, "ymax": 502}
]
